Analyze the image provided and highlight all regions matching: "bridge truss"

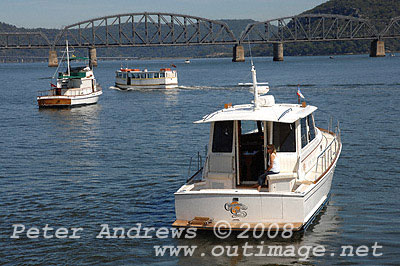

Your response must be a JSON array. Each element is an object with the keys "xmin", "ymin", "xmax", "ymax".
[
  {"xmin": 52, "ymin": 12, "xmax": 238, "ymax": 48},
  {"xmin": 239, "ymin": 14, "xmax": 380, "ymax": 43},
  {"xmin": 1, "ymin": 13, "xmax": 400, "ymax": 50}
]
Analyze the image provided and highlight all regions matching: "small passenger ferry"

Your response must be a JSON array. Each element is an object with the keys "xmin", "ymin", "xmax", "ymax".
[
  {"xmin": 37, "ymin": 42, "xmax": 102, "ymax": 108},
  {"xmin": 115, "ymin": 68, "xmax": 178, "ymax": 89},
  {"xmin": 173, "ymin": 65, "xmax": 342, "ymax": 231}
]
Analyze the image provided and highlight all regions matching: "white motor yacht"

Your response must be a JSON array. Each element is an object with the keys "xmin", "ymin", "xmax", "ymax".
[{"xmin": 173, "ymin": 65, "xmax": 342, "ymax": 231}]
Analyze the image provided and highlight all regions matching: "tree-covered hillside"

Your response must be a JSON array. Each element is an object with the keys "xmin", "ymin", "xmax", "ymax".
[{"xmin": 252, "ymin": 0, "xmax": 400, "ymax": 57}]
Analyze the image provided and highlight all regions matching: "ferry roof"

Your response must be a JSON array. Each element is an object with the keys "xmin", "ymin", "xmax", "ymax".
[{"xmin": 195, "ymin": 103, "xmax": 317, "ymax": 124}]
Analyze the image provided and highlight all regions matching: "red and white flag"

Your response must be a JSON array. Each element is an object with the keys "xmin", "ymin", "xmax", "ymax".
[{"xmin": 297, "ymin": 85, "xmax": 305, "ymax": 99}]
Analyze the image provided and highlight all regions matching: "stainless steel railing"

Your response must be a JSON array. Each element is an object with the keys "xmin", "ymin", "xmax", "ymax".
[{"xmin": 313, "ymin": 120, "xmax": 341, "ymax": 181}]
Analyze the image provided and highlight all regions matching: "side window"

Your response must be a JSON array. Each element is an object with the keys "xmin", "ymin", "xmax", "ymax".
[
  {"xmin": 154, "ymin": 73, "xmax": 159, "ymax": 78},
  {"xmin": 301, "ymin": 118, "xmax": 308, "ymax": 148},
  {"xmin": 273, "ymin": 122, "xmax": 296, "ymax": 152},
  {"xmin": 212, "ymin": 121, "xmax": 233, "ymax": 153},
  {"xmin": 307, "ymin": 114, "xmax": 316, "ymax": 142}
]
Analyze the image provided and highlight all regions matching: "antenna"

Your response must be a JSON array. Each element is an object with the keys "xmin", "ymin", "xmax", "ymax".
[
  {"xmin": 66, "ymin": 40, "xmax": 70, "ymax": 77},
  {"xmin": 247, "ymin": 35, "xmax": 254, "ymax": 67},
  {"xmin": 247, "ymin": 36, "xmax": 259, "ymax": 109}
]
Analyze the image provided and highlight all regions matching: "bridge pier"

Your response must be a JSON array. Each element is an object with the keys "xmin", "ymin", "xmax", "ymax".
[
  {"xmin": 89, "ymin": 47, "xmax": 98, "ymax": 67},
  {"xmin": 232, "ymin": 44, "xmax": 245, "ymax": 62},
  {"xmin": 273, "ymin": 43, "xmax": 284, "ymax": 61},
  {"xmin": 370, "ymin": 40, "xmax": 385, "ymax": 57},
  {"xmin": 48, "ymin": 49, "xmax": 58, "ymax": 67}
]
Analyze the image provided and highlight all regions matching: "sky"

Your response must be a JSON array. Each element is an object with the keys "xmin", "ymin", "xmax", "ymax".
[{"xmin": 0, "ymin": 0, "xmax": 328, "ymax": 29}]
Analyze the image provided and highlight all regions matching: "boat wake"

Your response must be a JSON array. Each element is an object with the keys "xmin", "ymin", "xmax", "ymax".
[{"xmin": 178, "ymin": 85, "xmax": 242, "ymax": 90}]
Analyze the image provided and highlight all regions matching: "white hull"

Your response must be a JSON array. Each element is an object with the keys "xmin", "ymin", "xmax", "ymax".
[
  {"xmin": 37, "ymin": 91, "xmax": 102, "ymax": 107},
  {"xmin": 115, "ymin": 83, "xmax": 178, "ymax": 90},
  {"xmin": 70, "ymin": 91, "xmax": 102, "ymax": 106},
  {"xmin": 174, "ymin": 159, "xmax": 337, "ymax": 230}
]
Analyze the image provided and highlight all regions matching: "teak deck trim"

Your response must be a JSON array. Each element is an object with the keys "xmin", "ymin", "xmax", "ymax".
[{"xmin": 172, "ymin": 220, "xmax": 303, "ymax": 231}]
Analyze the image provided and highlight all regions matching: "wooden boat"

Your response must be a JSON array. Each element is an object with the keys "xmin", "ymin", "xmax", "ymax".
[{"xmin": 37, "ymin": 42, "xmax": 102, "ymax": 108}]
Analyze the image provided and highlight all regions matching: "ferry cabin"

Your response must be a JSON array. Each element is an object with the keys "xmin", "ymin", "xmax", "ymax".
[
  {"xmin": 173, "ymin": 97, "xmax": 341, "ymax": 230},
  {"xmin": 115, "ymin": 68, "xmax": 178, "ymax": 89}
]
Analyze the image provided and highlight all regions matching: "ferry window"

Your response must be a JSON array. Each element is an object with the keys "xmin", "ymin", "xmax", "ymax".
[
  {"xmin": 307, "ymin": 115, "xmax": 316, "ymax": 142},
  {"xmin": 212, "ymin": 121, "xmax": 233, "ymax": 153},
  {"xmin": 154, "ymin": 73, "xmax": 159, "ymax": 78},
  {"xmin": 160, "ymin": 73, "xmax": 165, "ymax": 78},
  {"xmin": 140, "ymin": 73, "xmax": 146, "ymax": 79},
  {"xmin": 123, "ymin": 73, "xmax": 127, "ymax": 79},
  {"xmin": 273, "ymin": 122, "xmax": 296, "ymax": 152},
  {"xmin": 301, "ymin": 118, "xmax": 308, "ymax": 148},
  {"xmin": 133, "ymin": 73, "xmax": 139, "ymax": 79},
  {"xmin": 148, "ymin": 73, "xmax": 154, "ymax": 78}
]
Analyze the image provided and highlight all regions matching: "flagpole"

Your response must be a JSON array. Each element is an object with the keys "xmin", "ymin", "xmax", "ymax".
[{"xmin": 297, "ymin": 84, "xmax": 300, "ymax": 104}]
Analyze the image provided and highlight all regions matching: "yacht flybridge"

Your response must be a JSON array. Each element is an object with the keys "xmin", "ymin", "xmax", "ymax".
[{"xmin": 173, "ymin": 65, "xmax": 342, "ymax": 231}]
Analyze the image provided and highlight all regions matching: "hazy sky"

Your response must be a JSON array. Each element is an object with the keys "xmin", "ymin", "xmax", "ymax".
[{"xmin": 1, "ymin": 0, "xmax": 328, "ymax": 29}]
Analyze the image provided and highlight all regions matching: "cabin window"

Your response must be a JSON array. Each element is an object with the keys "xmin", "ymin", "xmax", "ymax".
[
  {"xmin": 154, "ymin": 73, "xmax": 159, "ymax": 78},
  {"xmin": 140, "ymin": 73, "xmax": 146, "ymax": 79},
  {"xmin": 148, "ymin": 73, "xmax": 154, "ymax": 78},
  {"xmin": 301, "ymin": 118, "xmax": 308, "ymax": 148},
  {"xmin": 307, "ymin": 114, "xmax": 316, "ymax": 142},
  {"xmin": 123, "ymin": 73, "xmax": 127, "ymax": 79},
  {"xmin": 241, "ymin": 121, "xmax": 260, "ymax": 135},
  {"xmin": 160, "ymin": 73, "xmax": 165, "ymax": 78},
  {"xmin": 212, "ymin": 121, "xmax": 233, "ymax": 153},
  {"xmin": 133, "ymin": 73, "xmax": 140, "ymax": 79},
  {"xmin": 273, "ymin": 122, "xmax": 296, "ymax": 152}
]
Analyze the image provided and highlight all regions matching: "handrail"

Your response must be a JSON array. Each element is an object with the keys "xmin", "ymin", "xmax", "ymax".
[
  {"xmin": 186, "ymin": 151, "xmax": 203, "ymax": 183},
  {"xmin": 37, "ymin": 87, "xmax": 102, "ymax": 97},
  {"xmin": 303, "ymin": 133, "xmax": 329, "ymax": 176},
  {"xmin": 313, "ymin": 124, "xmax": 341, "ymax": 182}
]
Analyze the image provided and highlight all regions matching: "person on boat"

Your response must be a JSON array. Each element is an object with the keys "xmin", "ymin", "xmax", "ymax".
[{"xmin": 257, "ymin": 144, "xmax": 280, "ymax": 192}]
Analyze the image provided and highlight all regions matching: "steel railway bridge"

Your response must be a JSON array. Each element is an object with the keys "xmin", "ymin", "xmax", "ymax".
[{"xmin": 1, "ymin": 12, "xmax": 400, "ymax": 65}]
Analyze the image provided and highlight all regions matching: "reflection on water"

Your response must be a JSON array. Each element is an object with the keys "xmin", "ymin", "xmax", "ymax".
[{"xmin": 37, "ymin": 104, "xmax": 102, "ymax": 180}]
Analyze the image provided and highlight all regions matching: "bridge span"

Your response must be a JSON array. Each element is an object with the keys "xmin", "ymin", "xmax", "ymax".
[{"xmin": 1, "ymin": 12, "xmax": 400, "ymax": 65}]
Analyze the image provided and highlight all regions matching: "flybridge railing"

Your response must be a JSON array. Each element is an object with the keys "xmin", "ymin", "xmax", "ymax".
[
  {"xmin": 313, "ymin": 119, "xmax": 341, "ymax": 182},
  {"xmin": 37, "ymin": 87, "xmax": 101, "ymax": 97}
]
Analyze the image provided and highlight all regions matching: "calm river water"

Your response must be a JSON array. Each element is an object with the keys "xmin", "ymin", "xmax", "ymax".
[{"xmin": 0, "ymin": 55, "xmax": 399, "ymax": 265}]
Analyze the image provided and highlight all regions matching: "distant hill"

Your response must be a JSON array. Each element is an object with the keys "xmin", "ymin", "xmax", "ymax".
[
  {"xmin": 304, "ymin": 0, "xmax": 400, "ymax": 20},
  {"xmin": 251, "ymin": 0, "xmax": 400, "ymax": 57}
]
